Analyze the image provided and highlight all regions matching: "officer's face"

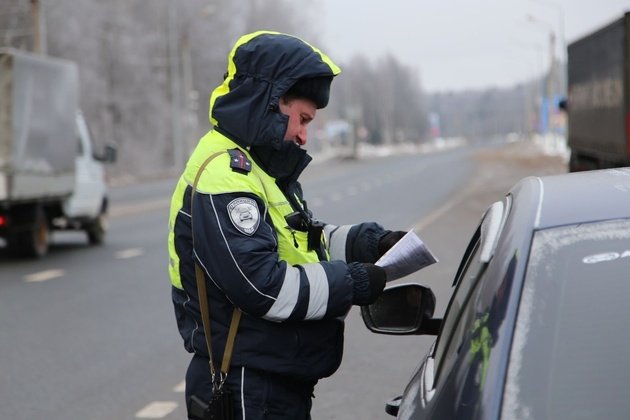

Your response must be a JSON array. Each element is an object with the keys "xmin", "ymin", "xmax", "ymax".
[{"xmin": 279, "ymin": 97, "xmax": 317, "ymax": 146}]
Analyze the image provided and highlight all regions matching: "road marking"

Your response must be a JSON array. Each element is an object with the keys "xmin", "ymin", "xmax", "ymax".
[
  {"xmin": 173, "ymin": 380, "xmax": 186, "ymax": 393},
  {"xmin": 135, "ymin": 401, "xmax": 178, "ymax": 418},
  {"xmin": 411, "ymin": 177, "xmax": 486, "ymax": 232},
  {"xmin": 412, "ymin": 194, "xmax": 464, "ymax": 232},
  {"xmin": 115, "ymin": 248, "xmax": 144, "ymax": 259},
  {"xmin": 110, "ymin": 198, "xmax": 171, "ymax": 218},
  {"xmin": 24, "ymin": 269, "xmax": 65, "ymax": 283}
]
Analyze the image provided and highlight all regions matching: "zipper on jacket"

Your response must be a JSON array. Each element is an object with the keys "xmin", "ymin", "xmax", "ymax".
[{"xmin": 285, "ymin": 226, "xmax": 299, "ymax": 248}]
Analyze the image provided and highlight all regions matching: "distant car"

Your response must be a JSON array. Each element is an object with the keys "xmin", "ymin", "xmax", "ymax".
[{"xmin": 362, "ymin": 168, "xmax": 630, "ymax": 419}]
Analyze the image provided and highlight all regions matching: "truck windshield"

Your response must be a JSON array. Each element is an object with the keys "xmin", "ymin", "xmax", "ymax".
[{"xmin": 502, "ymin": 219, "xmax": 630, "ymax": 419}]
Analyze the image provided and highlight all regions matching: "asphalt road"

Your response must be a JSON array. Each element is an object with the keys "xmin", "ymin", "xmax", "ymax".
[{"xmin": 0, "ymin": 140, "xmax": 564, "ymax": 419}]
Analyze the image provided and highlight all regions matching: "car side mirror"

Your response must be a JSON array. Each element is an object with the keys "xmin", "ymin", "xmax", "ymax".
[
  {"xmin": 361, "ymin": 283, "xmax": 440, "ymax": 335},
  {"xmin": 95, "ymin": 144, "xmax": 117, "ymax": 163},
  {"xmin": 558, "ymin": 97, "xmax": 567, "ymax": 112}
]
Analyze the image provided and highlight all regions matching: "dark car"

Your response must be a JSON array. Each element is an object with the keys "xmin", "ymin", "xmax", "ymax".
[{"xmin": 362, "ymin": 168, "xmax": 630, "ymax": 419}]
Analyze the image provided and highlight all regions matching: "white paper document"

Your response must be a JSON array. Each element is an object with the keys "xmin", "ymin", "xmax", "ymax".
[{"xmin": 375, "ymin": 230, "xmax": 438, "ymax": 281}]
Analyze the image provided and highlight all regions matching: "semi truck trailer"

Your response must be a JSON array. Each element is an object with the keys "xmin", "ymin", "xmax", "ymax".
[{"xmin": 567, "ymin": 12, "xmax": 630, "ymax": 171}]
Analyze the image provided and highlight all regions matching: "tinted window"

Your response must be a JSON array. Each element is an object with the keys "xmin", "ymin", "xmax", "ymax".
[
  {"xmin": 433, "ymin": 232, "xmax": 485, "ymax": 382},
  {"xmin": 503, "ymin": 219, "xmax": 630, "ymax": 419}
]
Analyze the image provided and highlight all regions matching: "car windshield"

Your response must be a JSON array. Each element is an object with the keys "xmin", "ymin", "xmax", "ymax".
[{"xmin": 502, "ymin": 218, "xmax": 630, "ymax": 419}]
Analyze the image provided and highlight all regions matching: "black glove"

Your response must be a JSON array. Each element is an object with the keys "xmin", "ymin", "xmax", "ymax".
[
  {"xmin": 350, "ymin": 262, "xmax": 387, "ymax": 305},
  {"xmin": 378, "ymin": 230, "xmax": 407, "ymax": 257}
]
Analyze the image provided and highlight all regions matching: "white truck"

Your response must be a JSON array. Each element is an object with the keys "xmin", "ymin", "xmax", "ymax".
[{"xmin": 0, "ymin": 48, "xmax": 115, "ymax": 257}]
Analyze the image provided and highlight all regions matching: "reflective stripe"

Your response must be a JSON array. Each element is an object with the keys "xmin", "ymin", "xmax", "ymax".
[
  {"xmin": 264, "ymin": 266, "xmax": 301, "ymax": 321},
  {"xmin": 241, "ymin": 367, "xmax": 246, "ymax": 419},
  {"xmin": 302, "ymin": 263, "xmax": 329, "ymax": 320},
  {"xmin": 323, "ymin": 224, "xmax": 337, "ymax": 245},
  {"xmin": 328, "ymin": 224, "xmax": 353, "ymax": 262}
]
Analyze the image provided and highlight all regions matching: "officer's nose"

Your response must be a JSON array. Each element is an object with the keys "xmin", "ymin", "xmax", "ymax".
[{"xmin": 296, "ymin": 127, "xmax": 307, "ymax": 146}]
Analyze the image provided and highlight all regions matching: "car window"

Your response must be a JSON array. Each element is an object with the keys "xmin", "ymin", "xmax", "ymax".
[
  {"xmin": 503, "ymin": 219, "xmax": 630, "ymax": 419},
  {"xmin": 432, "ymin": 229, "xmax": 486, "ymax": 383}
]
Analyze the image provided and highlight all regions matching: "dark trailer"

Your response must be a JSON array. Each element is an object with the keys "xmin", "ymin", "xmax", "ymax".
[{"xmin": 567, "ymin": 11, "xmax": 630, "ymax": 171}]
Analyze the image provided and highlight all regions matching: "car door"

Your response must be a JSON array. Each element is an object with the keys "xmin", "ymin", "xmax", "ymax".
[
  {"xmin": 395, "ymin": 227, "xmax": 485, "ymax": 419},
  {"xmin": 398, "ymin": 201, "xmax": 507, "ymax": 419},
  {"xmin": 63, "ymin": 113, "xmax": 105, "ymax": 218}
]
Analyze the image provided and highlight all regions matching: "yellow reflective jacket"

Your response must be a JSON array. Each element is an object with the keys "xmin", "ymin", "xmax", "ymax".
[{"xmin": 168, "ymin": 32, "xmax": 385, "ymax": 381}]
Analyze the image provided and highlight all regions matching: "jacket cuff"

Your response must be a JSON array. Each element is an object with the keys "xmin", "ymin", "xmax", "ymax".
[
  {"xmin": 348, "ymin": 222, "xmax": 386, "ymax": 263},
  {"xmin": 348, "ymin": 262, "xmax": 370, "ymax": 305}
]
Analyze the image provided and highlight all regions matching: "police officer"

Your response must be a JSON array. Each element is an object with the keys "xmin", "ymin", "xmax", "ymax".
[{"xmin": 168, "ymin": 31, "xmax": 405, "ymax": 419}]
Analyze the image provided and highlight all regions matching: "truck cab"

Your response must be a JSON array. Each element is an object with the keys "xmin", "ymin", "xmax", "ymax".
[{"xmin": 61, "ymin": 112, "xmax": 116, "ymax": 245}]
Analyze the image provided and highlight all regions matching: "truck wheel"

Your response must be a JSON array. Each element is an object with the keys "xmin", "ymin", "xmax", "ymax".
[
  {"xmin": 8, "ymin": 207, "xmax": 50, "ymax": 257},
  {"xmin": 86, "ymin": 211, "xmax": 107, "ymax": 245}
]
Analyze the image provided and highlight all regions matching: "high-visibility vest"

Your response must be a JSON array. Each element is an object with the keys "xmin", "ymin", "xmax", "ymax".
[{"xmin": 168, "ymin": 129, "xmax": 323, "ymax": 290}]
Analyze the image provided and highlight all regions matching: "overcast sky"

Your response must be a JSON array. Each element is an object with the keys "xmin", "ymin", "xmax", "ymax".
[{"xmin": 319, "ymin": 0, "xmax": 628, "ymax": 92}]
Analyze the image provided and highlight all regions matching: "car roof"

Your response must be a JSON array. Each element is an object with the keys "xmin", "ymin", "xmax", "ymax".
[{"xmin": 510, "ymin": 167, "xmax": 630, "ymax": 230}]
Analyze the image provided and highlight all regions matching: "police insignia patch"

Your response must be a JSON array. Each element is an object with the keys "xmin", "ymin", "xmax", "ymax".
[{"xmin": 227, "ymin": 197, "xmax": 260, "ymax": 235}]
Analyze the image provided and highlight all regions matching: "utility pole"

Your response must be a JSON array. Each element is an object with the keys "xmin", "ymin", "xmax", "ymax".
[
  {"xmin": 546, "ymin": 30, "xmax": 556, "ymax": 128},
  {"xmin": 167, "ymin": 1, "xmax": 183, "ymax": 169},
  {"xmin": 30, "ymin": 0, "xmax": 47, "ymax": 54},
  {"xmin": 181, "ymin": 31, "xmax": 195, "ymax": 158}
]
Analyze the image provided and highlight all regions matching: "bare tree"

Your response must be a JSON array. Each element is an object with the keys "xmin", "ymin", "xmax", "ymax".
[
  {"xmin": 0, "ymin": 0, "xmax": 433, "ymax": 177},
  {"xmin": 329, "ymin": 53, "xmax": 429, "ymax": 145}
]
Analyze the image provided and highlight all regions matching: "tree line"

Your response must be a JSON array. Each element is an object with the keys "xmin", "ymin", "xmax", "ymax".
[{"xmin": 1, "ymin": 0, "xmax": 545, "ymax": 179}]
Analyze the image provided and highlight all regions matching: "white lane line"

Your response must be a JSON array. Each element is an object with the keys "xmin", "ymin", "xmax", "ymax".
[
  {"xmin": 135, "ymin": 401, "xmax": 178, "ymax": 418},
  {"xmin": 411, "ymin": 180, "xmax": 478, "ymax": 232},
  {"xmin": 173, "ymin": 380, "xmax": 186, "ymax": 393},
  {"xmin": 24, "ymin": 269, "xmax": 65, "ymax": 283},
  {"xmin": 115, "ymin": 248, "xmax": 144, "ymax": 259},
  {"xmin": 110, "ymin": 198, "xmax": 171, "ymax": 218}
]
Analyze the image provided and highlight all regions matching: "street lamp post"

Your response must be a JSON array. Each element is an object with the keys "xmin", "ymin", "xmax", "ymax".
[
  {"xmin": 531, "ymin": 1, "xmax": 565, "ymax": 65},
  {"xmin": 527, "ymin": 14, "xmax": 556, "ymax": 136},
  {"xmin": 511, "ymin": 41, "xmax": 545, "ymax": 137}
]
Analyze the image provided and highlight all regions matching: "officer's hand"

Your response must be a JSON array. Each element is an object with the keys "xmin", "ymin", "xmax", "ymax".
[
  {"xmin": 378, "ymin": 230, "xmax": 407, "ymax": 257},
  {"xmin": 351, "ymin": 263, "xmax": 387, "ymax": 306}
]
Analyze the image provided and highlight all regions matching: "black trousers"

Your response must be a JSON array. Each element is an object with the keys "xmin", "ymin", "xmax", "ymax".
[{"xmin": 186, "ymin": 354, "xmax": 315, "ymax": 420}]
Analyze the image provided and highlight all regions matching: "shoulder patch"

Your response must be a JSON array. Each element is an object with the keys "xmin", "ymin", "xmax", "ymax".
[
  {"xmin": 228, "ymin": 148, "xmax": 252, "ymax": 174},
  {"xmin": 227, "ymin": 197, "xmax": 260, "ymax": 235}
]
